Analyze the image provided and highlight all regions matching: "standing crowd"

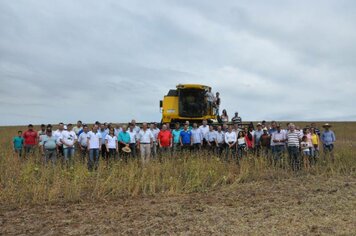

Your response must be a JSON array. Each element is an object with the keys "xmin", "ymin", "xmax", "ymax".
[{"xmin": 13, "ymin": 119, "xmax": 336, "ymax": 171}]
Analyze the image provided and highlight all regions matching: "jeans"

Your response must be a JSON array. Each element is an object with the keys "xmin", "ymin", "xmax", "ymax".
[
  {"xmin": 288, "ymin": 146, "xmax": 300, "ymax": 171},
  {"xmin": 129, "ymin": 143, "xmax": 137, "ymax": 158},
  {"xmin": 63, "ymin": 147, "xmax": 75, "ymax": 163},
  {"xmin": 44, "ymin": 149, "xmax": 57, "ymax": 165},
  {"xmin": 88, "ymin": 148, "xmax": 100, "ymax": 171},
  {"xmin": 272, "ymin": 145, "xmax": 285, "ymax": 165},
  {"xmin": 225, "ymin": 143, "xmax": 236, "ymax": 162}
]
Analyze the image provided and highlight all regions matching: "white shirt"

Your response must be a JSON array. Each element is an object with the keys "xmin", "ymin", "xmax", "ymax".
[
  {"xmin": 53, "ymin": 129, "xmax": 64, "ymax": 145},
  {"xmin": 73, "ymin": 126, "xmax": 83, "ymax": 135},
  {"xmin": 78, "ymin": 132, "xmax": 89, "ymax": 147},
  {"xmin": 87, "ymin": 131, "xmax": 101, "ymax": 149},
  {"xmin": 238, "ymin": 137, "xmax": 246, "ymax": 145},
  {"xmin": 133, "ymin": 125, "xmax": 141, "ymax": 134},
  {"xmin": 271, "ymin": 131, "xmax": 286, "ymax": 146},
  {"xmin": 206, "ymin": 131, "xmax": 216, "ymax": 142},
  {"xmin": 191, "ymin": 128, "xmax": 203, "ymax": 144},
  {"xmin": 114, "ymin": 128, "xmax": 122, "ymax": 137},
  {"xmin": 137, "ymin": 129, "xmax": 154, "ymax": 143},
  {"xmin": 225, "ymin": 131, "xmax": 237, "ymax": 143},
  {"xmin": 150, "ymin": 128, "xmax": 160, "ymax": 142},
  {"xmin": 199, "ymin": 125, "xmax": 209, "ymax": 139},
  {"xmin": 216, "ymin": 131, "xmax": 225, "ymax": 144},
  {"xmin": 128, "ymin": 130, "xmax": 137, "ymax": 144},
  {"xmin": 60, "ymin": 130, "xmax": 77, "ymax": 148},
  {"xmin": 105, "ymin": 134, "xmax": 117, "ymax": 149}
]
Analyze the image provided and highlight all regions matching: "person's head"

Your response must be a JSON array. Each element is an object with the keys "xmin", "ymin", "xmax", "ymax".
[
  {"xmin": 93, "ymin": 124, "xmax": 99, "ymax": 132},
  {"xmin": 323, "ymin": 123, "xmax": 331, "ymax": 131},
  {"xmin": 122, "ymin": 125, "xmax": 127, "ymax": 132},
  {"xmin": 46, "ymin": 127, "xmax": 52, "ymax": 136},
  {"xmin": 129, "ymin": 123, "xmax": 134, "ymax": 131},
  {"xmin": 311, "ymin": 127, "xmax": 316, "ymax": 134},
  {"xmin": 208, "ymin": 88, "xmax": 212, "ymax": 92},
  {"xmin": 289, "ymin": 123, "xmax": 296, "ymax": 132},
  {"xmin": 276, "ymin": 123, "xmax": 281, "ymax": 132},
  {"xmin": 95, "ymin": 121, "xmax": 100, "ymax": 126},
  {"xmin": 223, "ymin": 124, "xmax": 228, "ymax": 130},
  {"xmin": 305, "ymin": 128, "xmax": 310, "ymax": 134},
  {"xmin": 184, "ymin": 124, "xmax": 188, "ymax": 131},
  {"xmin": 209, "ymin": 125, "xmax": 214, "ymax": 131},
  {"xmin": 142, "ymin": 122, "xmax": 148, "ymax": 130},
  {"xmin": 67, "ymin": 123, "xmax": 73, "ymax": 131},
  {"xmin": 222, "ymin": 109, "xmax": 227, "ymax": 116},
  {"xmin": 109, "ymin": 127, "xmax": 115, "ymax": 135},
  {"xmin": 202, "ymin": 120, "xmax": 207, "ymax": 126},
  {"xmin": 18, "ymin": 130, "xmax": 22, "ymax": 136},
  {"xmin": 77, "ymin": 120, "xmax": 82, "ymax": 127},
  {"xmin": 83, "ymin": 125, "xmax": 89, "ymax": 133},
  {"xmin": 100, "ymin": 124, "xmax": 105, "ymax": 130},
  {"xmin": 150, "ymin": 123, "xmax": 154, "ymax": 129},
  {"xmin": 257, "ymin": 123, "xmax": 262, "ymax": 130},
  {"xmin": 217, "ymin": 126, "xmax": 222, "ymax": 132},
  {"xmin": 311, "ymin": 122, "xmax": 316, "ymax": 128},
  {"xmin": 263, "ymin": 128, "xmax": 268, "ymax": 134},
  {"xmin": 175, "ymin": 122, "xmax": 180, "ymax": 130},
  {"xmin": 162, "ymin": 124, "xmax": 167, "ymax": 131},
  {"xmin": 302, "ymin": 136, "xmax": 308, "ymax": 142},
  {"xmin": 28, "ymin": 124, "xmax": 34, "ymax": 131},
  {"xmin": 228, "ymin": 125, "xmax": 233, "ymax": 132},
  {"xmin": 234, "ymin": 112, "xmax": 238, "ymax": 117},
  {"xmin": 249, "ymin": 126, "xmax": 253, "ymax": 131},
  {"xmin": 185, "ymin": 121, "xmax": 190, "ymax": 126},
  {"xmin": 238, "ymin": 131, "xmax": 243, "ymax": 138},
  {"xmin": 131, "ymin": 119, "xmax": 136, "ymax": 125},
  {"xmin": 271, "ymin": 121, "xmax": 277, "ymax": 129},
  {"xmin": 58, "ymin": 123, "xmax": 64, "ymax": 131},
  {"xmin": 193, "ymin": 123, "xmax": 198, "ymax": 129},
  {"xmin": 40, "ymin": 124, "xmax": 46, "ymax": 131},
  {"xmin": 47, "ymin": 124, "xmax": 52, "ymax": 129},
  {"xmin": 216, "ymin": 92, "xmax": 220, "ymax": 97}
]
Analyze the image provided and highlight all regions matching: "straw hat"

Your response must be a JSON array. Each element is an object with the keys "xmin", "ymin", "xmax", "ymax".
[
  {"xmin": 122, "ymin": 146, "xmax": 131, "ymax": 153},
  {"xmin": 322, "ymin": 123, "xmax": 332, "ymax": 128}
]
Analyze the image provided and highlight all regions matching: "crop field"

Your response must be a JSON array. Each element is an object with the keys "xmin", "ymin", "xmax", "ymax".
[{"xmin": 0, "ymin": 122, "xmax": 355, "ymax": 235}]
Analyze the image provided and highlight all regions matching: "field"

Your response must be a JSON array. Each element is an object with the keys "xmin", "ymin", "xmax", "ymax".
[{"xmin": 0, "ymin": 122, "xmax": 355, "ymax": 235}]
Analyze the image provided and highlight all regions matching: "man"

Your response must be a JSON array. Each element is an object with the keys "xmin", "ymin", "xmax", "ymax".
[
  {"xmin": 118, "ymin": 125, "xmax": 131, "ymax": 161},
  {"xmin": 149, "ymin": 123, "xmax": 160, "ymax": 158},
  {"xmin": 131, "ymin": 119, "xmax": 141, "ymax": 134},
  {"xmin": 260, "ymin": 128, "xmax": 271, "ymax": 159},
  {"xmin": 13, "ymin": 131, "xmax": 24, "ymax": 159},
  {"xmin": 23, "ymin": 124, "xmax": 38, "ymax": 159},
  {"xmin": 286, "ymin": 123, "xmax": 301, "ymax": 171},
  {"xmin": 180, "ymin": 124, "xmax": 192, "ymax": 152},
  {"xmin": 114, "ymin": 124, "xmax": 122, "ymax": 137},
  {"xmin": 231, "ymin": 112, "xmax": 242, "ymax": 124},
  {"xmin": 157, "ymin": 124, "xmax": 172, "ymax": 158},
  {"xmin": 73, "ymin": 120, "xmax": 83, "ymax": 136},
  {"xmin": 60, "ymin": 123, "xmax": 77, "ymax": 166},
  {"xmin": 321, "ymin": 123, "xmax": 336, "ymax": 161},
  {"xmin": 53, "ymin": 123, "xmax": 65, "ymax": 157},
  {"xmin": 271, "ymin": 124, "xmax": 286, "ymax": 166},
  {"xmin": 98, "ymin": 124, "xmax": 109, "ymax": 160},
  {"xmin": 224, "ymin": 125, "xmax": 237, "ymax": 161},
  {"xmin": 205, "ymin": 88, "xmax": 215, "ymax": 114},
  {"xmin": 254, "ymin": 123, "xmax": 264, "ymax": 156},
  {"xmin": 199, "ymin": 120, "xmax": 209, "ymax": 148},
  {"xmin": 214, "ymin": 92, "xmax": 221, "ymax": 116},
  {"xmin": 171, "ymin": 123, "xmax": 181, "ymax": 155},
  {"xmin": 38, "ymin": 124, "xmax": 47, "ymax": 143},
  {"xmin": 40, "ymin": 127, "xmax": 58, "ymax": 165},
  {"xmin": 215, "ymin": 126, "xmax": 225, "ymax": 157},
  {"xmin": 137, "ymin": 123, "xmax": 154, "ymax": 164},
  {"xmin": 87, "ymin": 125, "xmax": 102, "ymax": 171},
  {"xmin": 128, "ymin": 123, "xmax": 138, "ymax": 158},
  {"xmin": 78, "ymin": 125, "xmax": 89, "ymax": 163},
  {"xmin": 206, "ymin": 125, "xmax": 217, "ymax": 154},
  {"xmin": 191, "ymin": 123, "xmax": 203, "ymax": 152}
]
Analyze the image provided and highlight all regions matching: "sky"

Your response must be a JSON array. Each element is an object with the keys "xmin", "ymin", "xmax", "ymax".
[{"xmin": 0, "ymin": 0, "xmax": 356, "ymax": 125}]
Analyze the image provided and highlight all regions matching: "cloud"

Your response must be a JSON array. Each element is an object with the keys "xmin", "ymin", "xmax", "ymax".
[{"xmin": 0, "ymin": 0, "xmax": 355, "ymax": 125}]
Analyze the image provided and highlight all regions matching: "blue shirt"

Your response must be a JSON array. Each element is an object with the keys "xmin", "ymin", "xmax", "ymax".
[
  {"xmin": 99, "ymin": 129, "xmax": 109, "ymax": 141},
  {"xmin": 321, "ymin": 130, "xmax": 336, "ymax": 145},
  {"xmin": 13, "ymin": 136, "xmax": 24, "ymax": 149},
  {"xmin": 172, "ymin": 129, "xmax": 181, "ymax": 144},
  {"xmin": 180, "ymin": 130, "xmax": 192, "ymax": 145},
  {"xmin": 118, "ymin": 131, "xmax": 131, "ymax": 144}
]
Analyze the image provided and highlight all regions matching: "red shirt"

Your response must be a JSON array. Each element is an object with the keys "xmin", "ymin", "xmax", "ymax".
[
  {"xmin": 23, "ymin": 130, "xmax": 38, "ymax": 145},
  {"xmin": 157, "ymin": 130, "xmax": 172, "ymax": 147}
]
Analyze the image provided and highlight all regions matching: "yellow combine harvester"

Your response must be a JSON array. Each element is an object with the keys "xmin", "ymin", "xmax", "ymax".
[{"xmin": 160, "ymin": 84, "xmax": 217, "ymax": 124}]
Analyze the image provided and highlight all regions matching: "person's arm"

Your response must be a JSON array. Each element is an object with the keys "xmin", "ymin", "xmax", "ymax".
[
  {"xmin": 116, "ymin": 138, "xmax": 119, "ymax": 153},
  {"xmin": 180, "ymin": 134, "xmax": 183, "ymax": 146},
  {"xmin": 105, "ymin": 137, "xmax": 109, "ymax": 152},
  {"xmin": 12, "ymin": 138, "xmax": 16, "ymax": 151},
  {"xmin": 158, "ymin": 133, "xmax": 162, "ymax": 148},
  {"xmin": 332, "ymin": 131, "xmax": 336, "ymax": 143},
  {"xmin": 87, "ymin": 135, "xmax": 90, "ymax": 150},
  {"xmin": 99, "ymin": 137, "xmax": 102, "ymax": 151}
]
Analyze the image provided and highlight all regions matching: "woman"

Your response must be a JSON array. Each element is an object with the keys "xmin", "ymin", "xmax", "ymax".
[
  {"xmin": 310, "ymin": 128, "xmax": 320, "ymax": 162},
  {"xmin": 237, "ymin": 131, "xmax": 247, "ymax": 160},
  {"xmin": 105, "ymin": 128, "xmax": 118, "ymax": 161},
  {"xmin": 221, "ymin": 109, "xmax": 229, "ymax": 122}
]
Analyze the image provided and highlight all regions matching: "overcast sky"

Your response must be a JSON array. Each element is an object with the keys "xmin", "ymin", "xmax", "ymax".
[{"xmin": 1, "ymin": 0, "xmax": 355, "ymax": 125}]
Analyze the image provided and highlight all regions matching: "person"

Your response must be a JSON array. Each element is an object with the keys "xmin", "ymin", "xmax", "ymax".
[
  {"xmin": 78, "ymin": 125, "xmax": 89, "ymax": 163},
  {"xmin": 225, "ymin": 126, "xmax": 237, "ymax": 162},
  {"xmin": 149, "ymin": 123, "xmax": 160, "ymax": 159},
  {"xmin": 310, "ymin": 127, "xmax": 320, "ymax": 161},
  {"xmin": 191, "ymin": 123, "xmax": 203, "ymax": 152},
  {"xmin": 231, "ymin": 112, "xmax": 242, "ymax": 124},
  {"xmin": 87, "ymin": 125, "xmax": 102, "ymax": 171},
  {"xmin": 271, "ymin": 124, "xmax": 286, "ymax": 166},
  {"xmin": 199, "ymin": 120, "xmax": 209, "ymax": 148},
  {"xmin": 73, "ymin": 120, "xmax": 83, "ymax": 136},
  {"xmin": 303, "ymin": 128, "xmax": 314, "ymax": 164},
  {"xmin": 180, "ymin": 124, "xmax": 192, "ymax": 152},
  {"xmin": 98, "ymin": 124, "xmax": 109, "ymax": 160},
  {"xmin": 60, "ymin": 123, "xmax": 77, "ymax": 166},
  {"xmin": 214, "ymin": 92, "xmax": 221, "ymax": 116},
  {"xmin": 128, "ymin": 123, "xmax": 138, "ymax": 158},
  {"xmin": 171, "ymin": 123, "xmax": 181, "ymax": 155},
  {"xmin": 320, "ymin": 123, "xmax": 336, "ymax": 162},
  {"xmin": 53, "ymin": 123, "xmax": 65, "ymax": 157},
  {"xmin": 38, "ymin": 124, "xmax": 47, "ymax": 143},
  {"xmin": 114, "ymin": 124, "xmax": 122, "ymax": 137},
  {"xmin": 215, "ymin": 126, "xmax": 225, "ymax": 157},
  {"xmin": 260, "ymin": 128, "xmax": 271, "ymax": 159},
  {"xmin": 237, "ymin": 131, "xmax": 247, "ymax": 161},
  {"xmin": 245, "ymin": 128, "xmax": 254, "ymax": 153},
  {"xmin": 131, "ymin": 119, "xmax": 141, "ymax": 134},
  {"xmin": 206, "ymin": 125, "xmax": 217, "ymax": 154},
  {"xmin": 13, "ymin": 131, "xmax": 24, "ymax": 159},
  {"xmin": 301, "ymin": 136, "xmax": 310, "ymax": 170},
  {"xmin": 220, "ymin": 109, "xmax": 229, "ymax": 122},
  {"xmin": 157, "ymin": 124, "xmax": 172, "ymax": 158},
  {"xmin": 286, "ymin": 124, "xmax": 301, "ymax": 171},
  {"xmin": 23, "ymin": 124, "xmax": 38, "ymax": 159},
  {"xmin": 205, "ymin": 88, "xmax": 215, "ymax": 114},
  {"xmin": 40, "ymin": 127, "xmax": 58, "ymax": 165},
  {"xmin": 254, "ymin": 123, "xmax": 264, "ymax": 156},
  {"xmin": 105, "ymin": 128, "xmax": 118, "ymax": 162},
  {"xmin": 311, "ymin": 122, "xmax": 321, "ymax": 136},
  {"xmin": 137, "ymin": 123, "xmax": 154, "ymax": 164},
  {"xmin": 118, "ymin": 125, "xmax": 131, "ymax": 161}
]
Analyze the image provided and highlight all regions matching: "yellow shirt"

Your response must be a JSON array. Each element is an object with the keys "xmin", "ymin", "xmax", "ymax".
[{"xmin": 311, "ymin": 134, "xmax": 319, "ymax": 145}]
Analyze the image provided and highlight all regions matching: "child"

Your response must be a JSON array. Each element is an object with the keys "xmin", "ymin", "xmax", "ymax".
[
  {"xmin": 237, "ymin": 131, "xmax": 247, "ymax": 160},
  {"xmin": 13, "ymin": 131, "xmax": 24, "ymax": 159},
  {"xmin": 301, "ymin": 136, "xmax": 310, "ymax": 169}
]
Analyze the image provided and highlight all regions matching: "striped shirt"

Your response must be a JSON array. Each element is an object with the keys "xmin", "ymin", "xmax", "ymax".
[{"xmin": 286, "ymin": 131, "xmax": 300, "ymax": 147}]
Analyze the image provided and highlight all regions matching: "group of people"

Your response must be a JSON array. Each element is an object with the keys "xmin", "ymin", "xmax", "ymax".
[{"xmin": 13, "ymin": 119, "xmax": 336, "ymax": 171}]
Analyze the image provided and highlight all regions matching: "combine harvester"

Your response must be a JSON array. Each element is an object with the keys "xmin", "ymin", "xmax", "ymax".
[{"xmin": 159, "ymin": 84, "xmax": 253, "ymax": 129}]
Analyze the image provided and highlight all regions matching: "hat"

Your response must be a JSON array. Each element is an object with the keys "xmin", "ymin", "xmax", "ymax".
[
  {"xmin": 322, "ymin": 123, "xmax": 332, "ymax": 128},
  {"xmin": 257, "ymin": 123, "xmax": 262, "ymax": 126},
  {"xmin": 122, "ymin": 146, "xmax": 131, "ymax": 153},
  {"xmin": 63, "ymin": 125, "xmax": 68, "ymax": 130},
  {"xmin": 263, "ymin": 127, "xmax": 268, "ymax": 131}
]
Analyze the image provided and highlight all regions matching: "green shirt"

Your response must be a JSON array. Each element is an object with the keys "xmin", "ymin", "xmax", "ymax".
[{"xmin": 13, "ymin": 136, "xmax": 24, "ymax": 149}]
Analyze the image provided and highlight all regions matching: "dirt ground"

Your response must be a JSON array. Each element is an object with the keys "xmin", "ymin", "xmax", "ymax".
[{"xmin": 1, "ymin": 175, "xmax": 355, "ymax": 236}]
